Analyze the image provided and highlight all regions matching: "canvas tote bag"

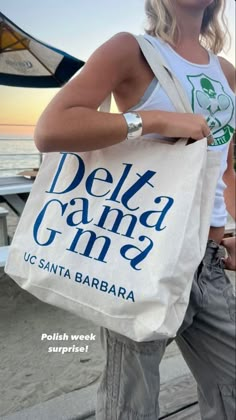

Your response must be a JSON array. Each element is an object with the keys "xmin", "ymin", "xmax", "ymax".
[{"xmin": 5, "ymin": 35, "xmax": 221, "ymax": 341}]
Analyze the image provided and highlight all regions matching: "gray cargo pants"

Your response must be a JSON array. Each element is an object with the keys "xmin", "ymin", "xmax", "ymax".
[{"xmin": 96, "ymin": 240, "xmax": 236, "ymax": 420}]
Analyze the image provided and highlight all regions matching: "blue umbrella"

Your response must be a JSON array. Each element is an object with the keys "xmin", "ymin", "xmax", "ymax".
[{"xmin": 0, "ymin": 12, "xmax": 85, "ymax": 88}]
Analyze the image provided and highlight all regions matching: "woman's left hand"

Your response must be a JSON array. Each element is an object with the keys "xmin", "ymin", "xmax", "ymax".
[{"xmin": 221, "ymin": 236, "xmax": 236, "ymax": 271}]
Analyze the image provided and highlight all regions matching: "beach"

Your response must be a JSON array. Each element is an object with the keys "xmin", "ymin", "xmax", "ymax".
[
  {"xmin": 0, "ymin": 205, "xmax": 105, "ymax": 417},
  {"xmin": 0, "ymin": 274, "xmax": 104, "ymax": 416},
  {"xmin": 1, "ymin": 204, "xmax": 235, "ymax": 418}
]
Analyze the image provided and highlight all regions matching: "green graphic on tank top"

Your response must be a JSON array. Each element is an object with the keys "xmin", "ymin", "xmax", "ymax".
[{"xmin": 187, "ymin": 74, "xmax": 235, "ymax": 146}]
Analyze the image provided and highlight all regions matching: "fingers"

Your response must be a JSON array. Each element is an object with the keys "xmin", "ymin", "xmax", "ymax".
[
  {"xmin": 221, "ymin": 256, "xmax": 235, "ymax": 271},
  {"xmin": 206, "ymin": 131, "xmax": 214, "ymax": 146},
  {"xmin": 193, "ymin": 116, "xmax": 214, "ymax": 145},
  {"xmin": 220, "ymin": 237, "xmax": 236, "ymax": 270},
  {"xmin": 221, "ymin": 239, "xmax": 227, "ymax": 249},
  {"xmin": 202, "ymin": 122, "xmax": 214, "ymax": 145}
]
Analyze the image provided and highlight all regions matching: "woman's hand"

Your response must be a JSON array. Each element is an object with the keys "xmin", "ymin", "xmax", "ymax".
[
  {"xmin": 221, "ymin": 237, "xmax": 236, "ymax": 271},
  {"xmin": 141, "ymin": 111, "xmax": 214, "ymax": 144}
]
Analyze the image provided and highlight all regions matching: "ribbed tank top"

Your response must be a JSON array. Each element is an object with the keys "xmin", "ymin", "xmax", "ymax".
[{"xmin": 130, "ymin": 35, "xmax": 235, "ymax": 227}]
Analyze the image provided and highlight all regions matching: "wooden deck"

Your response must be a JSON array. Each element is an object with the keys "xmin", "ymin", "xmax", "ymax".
[
  {"xmin": 87, "ymin": 374, "xmax": 200, "ymax": 419},
  {"xmin": 86, "ymin": 342, "xmax": 200, "ymax": 419},
  {"xmin": 159, "ymin": 374, "xmax": 199, "ymax": 419}
]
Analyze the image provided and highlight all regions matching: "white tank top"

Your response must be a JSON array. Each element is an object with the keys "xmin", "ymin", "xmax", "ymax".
[{"xmin": 130, "ymin": 34, "xmax": 235, "ymax": 227}]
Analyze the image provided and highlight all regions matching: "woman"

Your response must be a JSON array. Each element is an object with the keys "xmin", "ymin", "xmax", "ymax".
[{"xmin": 35, "ymin": 0, "xmax": 235, "ymax": 418}]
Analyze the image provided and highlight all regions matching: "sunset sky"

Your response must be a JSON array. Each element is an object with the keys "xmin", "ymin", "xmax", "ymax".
[{"xmin": 0, "ymin": 0, "xmax": 235, "ymax": 138}]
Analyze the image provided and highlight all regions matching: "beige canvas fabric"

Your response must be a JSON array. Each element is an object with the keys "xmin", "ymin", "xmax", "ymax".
[{"xmin": 5, "ymin": 36, "xmax": 221, "ymax": 341}]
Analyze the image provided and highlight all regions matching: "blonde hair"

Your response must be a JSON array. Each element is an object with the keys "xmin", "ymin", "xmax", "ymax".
[{"xmin": 144, "ymin": 0, "xmax": 230, "ymax": 54}]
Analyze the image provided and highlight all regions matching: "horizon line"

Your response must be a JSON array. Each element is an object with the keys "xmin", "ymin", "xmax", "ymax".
[{"xmin": 0, "ymin": 124, "xmax": 36, "ymax": 127}]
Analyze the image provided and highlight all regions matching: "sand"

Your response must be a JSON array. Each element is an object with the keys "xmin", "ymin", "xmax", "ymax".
[
  {"xmin": 0, "ymin": 205, "xmax": 104, "ymax": 417},
  {"xmin": 0, "ymin": 273, "xmax": 104, "ymax": 416}
]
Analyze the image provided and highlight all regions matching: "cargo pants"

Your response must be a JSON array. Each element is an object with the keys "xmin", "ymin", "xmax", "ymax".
[{"xmin": 96, "ymin": 240, "xmax": 236, "ymax": 420}]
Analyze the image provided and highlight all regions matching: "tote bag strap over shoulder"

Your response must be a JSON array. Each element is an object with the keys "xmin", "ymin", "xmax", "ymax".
[
  {"xmin": 100, "ymin": 34, "xmax": 193, "ymax": 114},
  {"xmin": 134, "ymin": 35, "xmax": 193, "ymax": 114}
]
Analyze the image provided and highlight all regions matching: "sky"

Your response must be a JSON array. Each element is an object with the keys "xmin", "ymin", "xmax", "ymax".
[{"xmin": 0, "ymin": 0, "xmax": 235, "ymax": 138}]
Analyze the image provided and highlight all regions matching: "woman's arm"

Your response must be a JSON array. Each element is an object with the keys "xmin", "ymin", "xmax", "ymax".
[
  {"xmin": 218, "ymin": 56, "xmax": 236, "ymax": 92},
  {"xmin": 222, "ymin": 141, "xmax": 236, "ymax": 271},
  {"xmin": 34, "ymin": 33, "xmax": 213, "ymax": 153},
  {"xmin": 34, "ymin": 33, "xmax": 135, "ymax": 152},
  {"xmin": 220, "ymin": 56, "xmax": 236, "ymax": 221},
  {"xmin": 223, "ymin": 138, "xmax": 236, "ymax": 221},
  {"xmin": 219, "ymin": 57, "xmax": 236, "ymax": 271}
]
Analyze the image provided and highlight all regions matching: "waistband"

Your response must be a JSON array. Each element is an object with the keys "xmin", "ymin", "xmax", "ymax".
[{"xmin": 203, "ymin": 240, "xmax": 226, "ymax": 265}]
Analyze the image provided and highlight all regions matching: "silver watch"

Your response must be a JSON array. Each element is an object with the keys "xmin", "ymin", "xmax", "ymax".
[{"xmin": 122, "ymin": 112, "xmax": 143, "ymax": 140}]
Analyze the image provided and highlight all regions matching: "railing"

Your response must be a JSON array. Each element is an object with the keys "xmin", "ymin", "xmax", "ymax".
[{"xmin": 0, "ymin": 138, "xmax": 43, "ymax": 176}]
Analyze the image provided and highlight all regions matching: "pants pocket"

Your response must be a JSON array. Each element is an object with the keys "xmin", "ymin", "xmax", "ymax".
[
  {"xmin": 223, "ymin": 284, "xmax": 236, "ymax": 322},
  {"xmin": 218, "ymin": 383, "xmax": 236, "ymax": 420}
]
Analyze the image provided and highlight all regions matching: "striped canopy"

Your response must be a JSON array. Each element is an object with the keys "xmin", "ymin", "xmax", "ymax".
[{"xmin": 0, "ymin": 12, "xmax": 85, "ymax": 87}]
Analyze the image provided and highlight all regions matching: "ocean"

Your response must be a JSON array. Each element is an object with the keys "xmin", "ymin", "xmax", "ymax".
[{"xmin": 0, "ymin": 138, "xmax": 41, "ymax": 176}]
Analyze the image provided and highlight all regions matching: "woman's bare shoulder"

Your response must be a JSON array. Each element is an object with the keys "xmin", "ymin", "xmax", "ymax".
[
  {"xmin": 100, "ymin": 32, "xmax": 140, "ymax": 53},
  {"xmin": 41, "ymin": 33, "xmax": 143, "ymax": 113},
  {"xmin": 87, "ymin": 32, "xmax": 142, "ymax": 78}
]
